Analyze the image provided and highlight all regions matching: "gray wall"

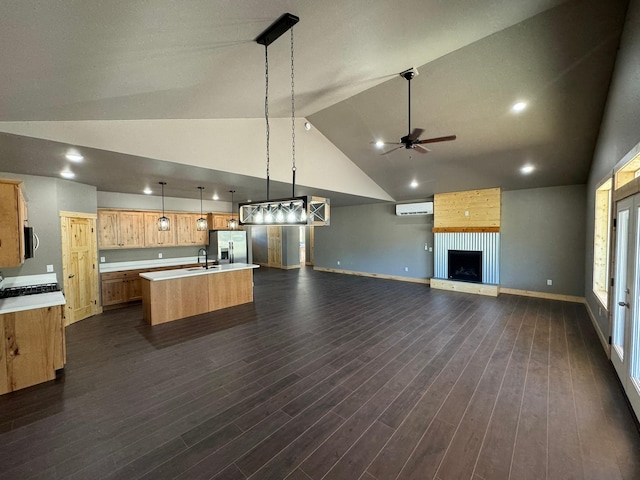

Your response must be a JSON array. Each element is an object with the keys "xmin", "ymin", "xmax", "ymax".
[
  {"xmin": 314, "ymin": 203, "xmax": 434, "ymax": 280},
  {"xmin": 0, "ymin": 172, "xmax": 97, "ymax": 279},
  {"xmin": 585, "ymin": 0, "xmax": 640, "ymax": 338},
  {"xmin": 315, "ymin": 187, "xmax": 586, "ymax": 293},
  {"xmin": 282, "ymin": 227, "xmax": 301, "ymax": 268},
  {"xmin": 501, "ymin": 185, "xmax": 586, "ymax": 296}
]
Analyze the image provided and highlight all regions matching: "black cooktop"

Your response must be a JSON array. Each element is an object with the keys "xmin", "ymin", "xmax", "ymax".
[{"xmin": 0, "ymin": 283, "xmax": 61, "ymax": 299}]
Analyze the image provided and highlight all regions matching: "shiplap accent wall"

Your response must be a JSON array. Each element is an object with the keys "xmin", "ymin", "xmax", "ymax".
[{"xmin": 434, "ymin": 232, "xmax": 500, "ymax": 284}]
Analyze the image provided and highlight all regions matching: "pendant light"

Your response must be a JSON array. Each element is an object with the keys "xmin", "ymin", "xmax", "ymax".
[
  {"xmin": 157, "ymin": 181, "xmax": 170, "ymax": 231},
  {"xmin": 238, "ymin": 13, "xmax": 330, "ymax": 227},
  {"xmin": 227, "ymin": 190, "xmax": 238, "ymax": 230},
  {"xmin": 196, "ymin": 186, "xmax": 208, "ymax": 231}
]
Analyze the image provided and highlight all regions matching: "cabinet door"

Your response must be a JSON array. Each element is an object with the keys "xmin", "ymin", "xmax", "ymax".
[
  {"xmin": 0, "ymin": 181, "xmax": 24, "ymax": 267},
  {"xmin": 101, "ymin": 278, "xmax": 127, "ymax": 306},
  {"xmin": 119, "ymin": 211, "xmax": 145, "ymax": 248},
  {"xmin": 176, "ymin": 214, "xmax": 196, "ymax": 245},
  {"xmin": 194, "ymin": 219, "xmax": 208, "ymax": 245},
  {"xmin": 127, "ymin": 278, "xmax": 142, "ymax": 301},
  {"xmin": 98, "ymin": 210, "xmax": 120, "ymax": 249},
  {"xmin": 143, "ymin": 212, "xmax": 176, "ymax": 246},
  {"xmin": 213, "ymin": 214, "xmax": 229, "ymax": 229}
]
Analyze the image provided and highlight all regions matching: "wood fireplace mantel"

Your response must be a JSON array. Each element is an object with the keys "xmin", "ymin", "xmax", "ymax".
[{"xmin": 432, "ymin": 227, "xmax": 500, "ymax": 233}]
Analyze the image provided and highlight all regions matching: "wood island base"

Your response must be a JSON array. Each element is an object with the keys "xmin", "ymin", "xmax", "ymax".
[{"xmin": 140, "ymin": 264, "xmax": 257, "ymax": 325}]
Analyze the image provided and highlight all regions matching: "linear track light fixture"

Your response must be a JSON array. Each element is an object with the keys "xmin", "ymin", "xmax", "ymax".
[{"xmin": 241, "ymin": 12, "xmax": 330, "ymax": 227}]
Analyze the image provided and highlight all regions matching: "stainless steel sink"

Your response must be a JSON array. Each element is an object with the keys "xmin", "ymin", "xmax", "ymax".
[{"xmin": 186, "ymin": 265, "xmax": 219, "ymax": 271}]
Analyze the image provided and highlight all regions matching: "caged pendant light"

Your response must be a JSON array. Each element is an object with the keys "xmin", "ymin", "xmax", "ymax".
[
  {"xmin": 157, "ymin": 181, "xmax": 170, "ymax": 231},
  {"xmin": 238, "ymin": 13, "xmax": 329, "ymax": 227},
  {"xmin": 196, "ymin": 186, "xmax": 208, "ymax": 231}
]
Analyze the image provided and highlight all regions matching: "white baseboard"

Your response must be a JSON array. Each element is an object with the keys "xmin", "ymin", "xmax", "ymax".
[{"xmin": 583, "ymin": 299, "xmax": 611, "ymax": 357}]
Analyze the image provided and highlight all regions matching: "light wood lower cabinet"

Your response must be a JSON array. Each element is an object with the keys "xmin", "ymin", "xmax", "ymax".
[
  {"xmin": 101, "ymin": 270, "xmax": 143, "ymax": 306},
  {"xmin": 0, "ymin": 305, "xmax": 65, "ymax": 395},
  {"xmin": 101, "ymin": 265, "xmax": 200, "ymax": 308}
]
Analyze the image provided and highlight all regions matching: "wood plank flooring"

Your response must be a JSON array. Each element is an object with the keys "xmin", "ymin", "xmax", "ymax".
[{"xmin": 1, "ymin": 267, "xmax": 639, "ymax": 479}]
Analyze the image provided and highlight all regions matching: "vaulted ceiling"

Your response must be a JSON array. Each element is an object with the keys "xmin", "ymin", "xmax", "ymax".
[{"xmin": 0, "ymin": 0, "xmax": 630, "ymax": 206}]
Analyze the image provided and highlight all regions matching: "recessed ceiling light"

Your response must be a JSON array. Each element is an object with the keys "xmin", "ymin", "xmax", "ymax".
[
  {"xmin": 512, "ymin": 101, "xmax": 527, "ymax": 113},
  {"xmin": 212, "ymin": 194, "xmax": 219, "ymax": 200},
  {"xmin": 65, "ymin": 150, "xmax": 84, "ymax": 162},
  {"xmin": 304, "ymin": 121, "xmax": 311, "ymax": 131},
  {"xmin": 521, "ymin": 164, "xmax": 535, "ymax": 174},
  {"xmin": 410, "ymin": 180, "xmax": 418, "ymax": 188},
  {"xmin": 60, "ymin": 170, "xmax": 75, "ymax": 179},
  {"xmin": 143, "ymin": 187, "xmax": 153, "ymax": 195},
  {"xmin": 375, "ymin": 140, "xmax": 385, "ymax": 149}
]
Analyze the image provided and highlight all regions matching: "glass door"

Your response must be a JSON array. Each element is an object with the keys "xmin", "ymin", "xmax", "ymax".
[{"xmin": 612, "ymin": 194, "xmax": 640, "ymax": 416}]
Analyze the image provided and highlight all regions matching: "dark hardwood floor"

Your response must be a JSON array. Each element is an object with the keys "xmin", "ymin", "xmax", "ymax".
[{"xmin": 1, "ymin": 267, "xmax": 639, "ymax": 479}]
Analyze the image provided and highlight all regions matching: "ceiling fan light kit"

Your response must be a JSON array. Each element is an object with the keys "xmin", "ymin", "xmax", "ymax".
[
  {"xmin": 376, "ymin": 66, "xmax": 456, "ymax": 156},
  {"xmin": 240, "ymin": 12, "xmax": 330, "ymax": 227}
]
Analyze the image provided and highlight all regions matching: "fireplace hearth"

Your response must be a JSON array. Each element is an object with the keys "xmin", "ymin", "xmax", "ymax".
[{"xmin": 448, "ymin": 250, "xmax": 482, "ymax": 283}]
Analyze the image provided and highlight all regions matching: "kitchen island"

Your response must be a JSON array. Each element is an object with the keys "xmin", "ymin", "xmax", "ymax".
[{"xmin": 139, "ymin": 263, "xmax": 259, "ymax": 325}]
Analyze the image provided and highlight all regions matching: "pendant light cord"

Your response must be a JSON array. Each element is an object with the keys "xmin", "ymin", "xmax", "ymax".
[
  {"xmin": 264, "ymin": 45, "xmax": 270, "ymax": 201},
  {"xmin": 290, "ymin": 27, "xmax": 296, "ymax": 197}
]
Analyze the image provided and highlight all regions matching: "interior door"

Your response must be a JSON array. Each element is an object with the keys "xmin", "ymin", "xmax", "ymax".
[
  {"xmin": 61, "ymin": 213, "xmax": 100, "ymax": 325},
  {"xmin": 612, "ymin": 194, "xmax": 640, "ymax": 416}
]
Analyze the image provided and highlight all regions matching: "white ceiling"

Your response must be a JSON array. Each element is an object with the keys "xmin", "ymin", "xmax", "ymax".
[{"xmin": 0, "ymin": 0, "xmax": 630, "ymax": 206}]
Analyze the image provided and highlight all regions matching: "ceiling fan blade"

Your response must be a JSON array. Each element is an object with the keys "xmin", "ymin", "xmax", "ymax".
[
  {"xmin": 381, "ymin": 146, "xmax": 404, "ymax": 155},
  {"xmin": 406, "ymin": 128, "xmax": 424, "ymax": 142},
  {"xmin": 412, "ymin": 145, "xmax": 430, "ymax": 154},
  {"xmin": 369, "ymin": 141, "xmax": 402, "ymax": 146},
  {"xmin": 417, "ymin": 134, "xmax": 457, "ymax": 144}
]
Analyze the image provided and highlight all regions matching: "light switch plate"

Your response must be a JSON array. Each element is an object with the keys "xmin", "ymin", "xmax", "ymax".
[{"xmin": 46, "ymin": 264, "xmax": 54, "ymax": 272}]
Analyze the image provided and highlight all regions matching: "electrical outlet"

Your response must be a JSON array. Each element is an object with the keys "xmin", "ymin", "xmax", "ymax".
[
  {"xmin": 547, "ymin": 279, "xmax": 552, "ymax": 286},
  {"xmin": 429, "ymin": 247, "xmax": 432, "ymax": 252},
  {"xmin": 46, "ymin": 265, "xmax": 54, "ymax": 272},
  {"xmin": 404, "ymin": 267, "xmax": 409, "ymax": 272},
  {"xmin": 465, "ymin": 210, "xmax": 470, "ymax": 216},
  {"xmin": 337, "ymin": 260, "xmax": 341, "ymax": 266},
  {"xmin": 100, "ymin": 256, "xmax": 106, "ymax": 263},
  {"xmin": 424, "ymin": 243, "xmax": 428, "ymax": 251},
  {"xmin": 158, "ymin": 253, "xmax": 163, "ymax": 259}
]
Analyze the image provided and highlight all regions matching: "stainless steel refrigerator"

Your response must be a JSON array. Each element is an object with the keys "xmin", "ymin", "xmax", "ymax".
[{"xmin": 207, "ymin": 230, "xmax": 247, "ymax": 264}]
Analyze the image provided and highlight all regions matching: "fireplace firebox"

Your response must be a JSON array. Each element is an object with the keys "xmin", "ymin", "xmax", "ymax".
[{"xmin": 448, "ymin": 250, "xmax": 483, "ymax": 283}]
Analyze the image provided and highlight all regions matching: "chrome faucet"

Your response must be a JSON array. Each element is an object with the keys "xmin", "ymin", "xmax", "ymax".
[{"xmin": 197, "ymin": 248, "xmax": 208, "ymax": 269}]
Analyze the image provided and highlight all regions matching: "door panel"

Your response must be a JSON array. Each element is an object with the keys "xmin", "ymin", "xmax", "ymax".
[
  {"xmin": 612, "ymin": 195, "xmax": 640, "ymax": 417},
  {"xmin": 61, "ymin": 214, "xmax": 99, "ymax": 325}
]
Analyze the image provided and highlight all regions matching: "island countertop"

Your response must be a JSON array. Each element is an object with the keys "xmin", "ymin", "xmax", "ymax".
[{"xmin": 139, "ymin": 262, "xmax": 259, "ymax": 282}]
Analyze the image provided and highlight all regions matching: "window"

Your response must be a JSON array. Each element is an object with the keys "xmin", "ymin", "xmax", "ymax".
[
  {"xmin": 593, "ymin": 178, "xmax": 612, "ymax": 306},
  {"xmin": 616, "ymin": 152, "xmax": 640, "ymax": 189}
]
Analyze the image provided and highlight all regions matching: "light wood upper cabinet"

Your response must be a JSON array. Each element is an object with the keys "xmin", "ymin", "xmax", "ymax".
[
  {"xmin": 176, "ymin": 213, "xmax": 208, "ymax": 246},
  {"xmin": 98, "ymin": 210, "xmax": 144, "ymax": 249},
  {"xmin": 0, "ymin": 179, "xmax": 27, "ymax": 267},
  {"xmin": 143, "ymin": 212, "xmax": 176, "ymax": 247}
]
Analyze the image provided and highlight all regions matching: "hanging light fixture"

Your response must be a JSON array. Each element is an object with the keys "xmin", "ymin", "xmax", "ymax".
[
  {"xmin": 196, "ymin": 186, "xmax": 208, "ymax": 231},
  {"xmin": 227, "ymin": 190, "xmax": 239, "ymax": 230},
  {"xmin": 157, "ymin": 181, "xmax": 171, "ymax": 231},
  {"xmin": 239, "ymin": 13, "xmax": 330, "ymax": 227}
]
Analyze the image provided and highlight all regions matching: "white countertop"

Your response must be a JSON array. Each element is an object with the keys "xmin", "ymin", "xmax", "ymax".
[
  {"xmin": 140, "ymin": 263, "xmax": 259, "ymax": 281},
  {"xmin": 0, "ymin": 292, "xmax": 66, "ymax": 315},
  {"xmin": 99, "ymin": 256, "xmax": 201, "ymax": 273},
  {"xmin": 0, "ymin": 273, "xmax": 65, "ymax": 314}
]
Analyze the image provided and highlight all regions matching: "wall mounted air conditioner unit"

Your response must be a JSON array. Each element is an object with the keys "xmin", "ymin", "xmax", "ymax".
[{"xmin": 395, "ymin": 201, "xmax": 434, "ymax": 216}]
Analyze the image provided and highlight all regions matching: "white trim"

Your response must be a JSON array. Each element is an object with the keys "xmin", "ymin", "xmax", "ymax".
[{"xmin": 583, "ymin": 299, "xmax": 611, "ymax": 357}]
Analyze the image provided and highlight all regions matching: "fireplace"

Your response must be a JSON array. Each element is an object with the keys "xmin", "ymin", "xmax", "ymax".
[{"xmin": 448, "ymin": 250, "xmax": 482, "ymax": 283}]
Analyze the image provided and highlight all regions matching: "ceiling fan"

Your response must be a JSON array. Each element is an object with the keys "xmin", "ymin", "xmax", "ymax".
[{"xmin": 375, "ymin": 67, "xmax": 456, "ymax": 155}]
